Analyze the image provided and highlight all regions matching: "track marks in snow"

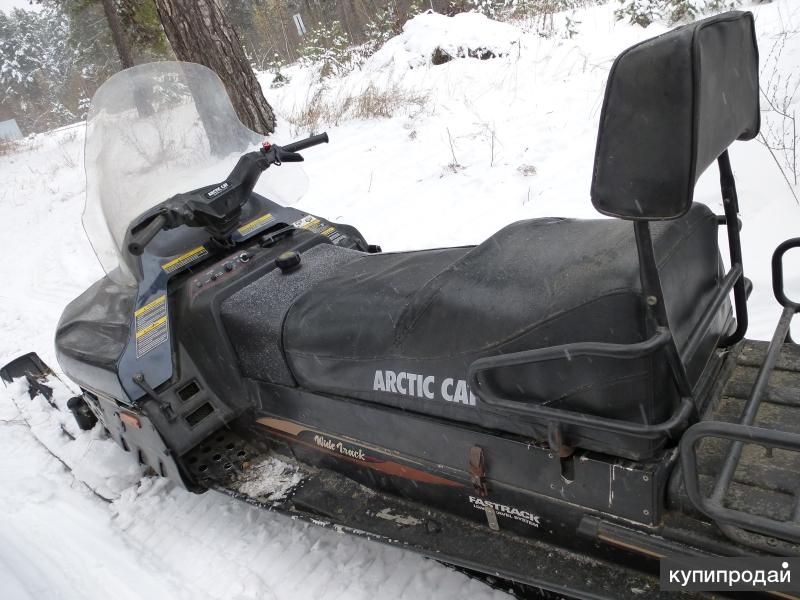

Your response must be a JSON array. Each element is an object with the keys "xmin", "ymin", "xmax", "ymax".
[
  {"xmin": 113, "ymin": 482, "xmax": 509, "ymax": 600},
  {"xmin": 1, "ymin": 386, "xmax": 508, "ymax": 600},
  {"xmin": 0, "ymin": 404, "xmax": 195, "ymax": 600}
]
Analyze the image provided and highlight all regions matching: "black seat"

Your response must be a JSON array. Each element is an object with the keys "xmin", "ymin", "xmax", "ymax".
[
  {"xmin": 283, "ymin": 204, "xmax": 726, "ymax": 456},
  {"xmin": 231, "ymin": 11, "xmax": 759, "ymax": 460}
]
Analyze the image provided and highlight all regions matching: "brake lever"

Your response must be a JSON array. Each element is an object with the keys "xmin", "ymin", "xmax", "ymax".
[{"xmin": 274, "ymin": 147, "xmax": 304, "ymax": 163}]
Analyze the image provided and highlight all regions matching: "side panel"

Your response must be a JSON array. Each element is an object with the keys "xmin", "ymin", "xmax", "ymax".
[{"xmin": 251, "ymin": 384, "xmax": 671, "ymax": 529}]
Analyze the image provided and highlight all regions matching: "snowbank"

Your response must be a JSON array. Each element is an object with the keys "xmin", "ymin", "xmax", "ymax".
[{"xmin": 368, "ymin": 11, "xmax": 522, "ymax": 70}]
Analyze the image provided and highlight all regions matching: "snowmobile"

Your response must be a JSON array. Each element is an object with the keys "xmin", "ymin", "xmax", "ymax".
[{"xmin": 5, "ymin": 10, "xmax": 800, "ymax": 599}]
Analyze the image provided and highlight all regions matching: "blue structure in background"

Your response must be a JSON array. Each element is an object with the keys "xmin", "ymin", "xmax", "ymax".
[{"xmin": 0, "ymin": 119, "xmax": 23, "ymax": 141}]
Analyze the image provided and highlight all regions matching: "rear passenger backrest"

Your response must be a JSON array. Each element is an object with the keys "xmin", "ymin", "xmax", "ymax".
[{"xmin": 591, "ymin": 11, "xmax": 759, "ymax": 221}]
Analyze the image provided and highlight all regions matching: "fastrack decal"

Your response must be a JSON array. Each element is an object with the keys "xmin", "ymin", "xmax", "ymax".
[
  {"xmin": 372, "ymin": 370, "xmax": 477, "ymax": 406},
  {"xmin": 469, "ymin": 496, "xmax": 542, "ymax": 528}
]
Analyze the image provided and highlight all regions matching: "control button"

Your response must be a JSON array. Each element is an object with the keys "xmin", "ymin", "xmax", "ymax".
[
  {"xmin": 239, "ymin": 252, "xmax": 251, "ymax": 263},
  {"xmin": 195, "ymin": 281, "xmax": 203, "ymax": 288},
  {"xmin": 224, "ymin": 262, "xmax": 235, "ymax": 272},
  {"xmin": 275, "ymin": 251, "xmax": 301, "ymax": 273}
]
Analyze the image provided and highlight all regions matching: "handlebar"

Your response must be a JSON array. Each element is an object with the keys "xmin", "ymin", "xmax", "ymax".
[
  {"xmin": 128, "ymin": 213, "xmax": 167, "ymax": 256},
  {"xmin": 282, "ymin": 132, "xmax": 329, "ymax": 153},
  {"xmin": 126, "ymin": 132, "xmax": 329, "ymax": 258}
]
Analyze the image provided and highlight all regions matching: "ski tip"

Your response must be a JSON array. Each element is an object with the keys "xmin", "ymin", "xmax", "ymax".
[{"xmin": 1, "ymin": 352, "xmax": 53, "ymax": 386}]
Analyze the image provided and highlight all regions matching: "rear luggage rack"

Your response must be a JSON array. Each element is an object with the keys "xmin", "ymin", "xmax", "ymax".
[{"xmin": 681, "ymin": 238, "xmax": 800, "ymax": 547}]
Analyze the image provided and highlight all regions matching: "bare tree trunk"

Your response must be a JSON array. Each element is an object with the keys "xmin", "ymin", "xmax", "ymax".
[
  {"xmin": 100, "ymin": 0, "xmax": 156, "ymax": 117},
  {"xmin": 154, "ymin": 0, "xmax": 276, "ymax": 134},
  {"xmin": 101, "ymin": 0, "xmax": 135, "ymax": 69}
]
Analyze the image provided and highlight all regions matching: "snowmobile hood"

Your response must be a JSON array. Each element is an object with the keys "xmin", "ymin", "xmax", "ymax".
[{"xmin": 82, "ymin": 61, "xmax": 308, "ymax": 285}]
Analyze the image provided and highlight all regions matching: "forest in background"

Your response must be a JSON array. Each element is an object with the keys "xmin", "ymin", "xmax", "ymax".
[
  {"xmin": 1, "ymin": 0, "xmax": 741, "ymax": 135},
  {"xmin": 1, "ymin": 0, "xmax": 471, "ymax": 133}
]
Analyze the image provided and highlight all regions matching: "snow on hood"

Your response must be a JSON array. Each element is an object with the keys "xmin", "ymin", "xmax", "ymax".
[{"xmin": 368, "ymin": 11, "xmax": 521, "ymax": 70}]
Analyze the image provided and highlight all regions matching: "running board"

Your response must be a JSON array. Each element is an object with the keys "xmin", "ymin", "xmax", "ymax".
[{"xmin": 186, "ymin": 432, "xmax": 692, "ymax": 600}]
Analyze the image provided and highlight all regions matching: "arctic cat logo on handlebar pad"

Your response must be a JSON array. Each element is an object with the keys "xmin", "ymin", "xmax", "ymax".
[
  {"xmin": 373, "ymin": 370, "xmax": 477, "ymax": 406},
  {"xmin": 206, "ymin": 181, "xmax": 230, "ymax": 198}
]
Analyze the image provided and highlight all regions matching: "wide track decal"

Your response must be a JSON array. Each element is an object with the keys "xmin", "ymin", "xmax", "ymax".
[{"xmin": 256, "ymin": 417, "xmax": 463, "ymax": 488}]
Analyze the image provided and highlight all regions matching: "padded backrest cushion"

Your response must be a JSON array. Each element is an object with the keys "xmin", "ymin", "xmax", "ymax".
[{"xmin": 591, "ymin": 11, "xmax": 759, "ymax": 220}]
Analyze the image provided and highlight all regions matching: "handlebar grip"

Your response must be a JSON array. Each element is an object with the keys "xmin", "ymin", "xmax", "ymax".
[
  {"xmin": 282, "ymin": 132, "xmax": 329, "ymax": 153},
  {"xmin": 128, "ymin": 214, "xmax": 167, "ymax": 256}
]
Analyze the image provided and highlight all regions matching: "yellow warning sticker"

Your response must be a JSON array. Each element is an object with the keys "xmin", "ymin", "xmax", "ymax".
[
  {"xmin": 134, "ymin": 294, "xmax": 166, "ymax": 317},
  {"xmin": 135, "ymin": 295, "xmax": 168, "ymax": 357},
  {"xmin": 292, "ymin": 215, "xmax": 320, "ymax": 230},
  {"xmin": 135, "ymin": 316, "xmax": 167, "ymax": 339},
  {"xmin": 237, "ymin": 213, "xmax": 275, "ymax": 236},
  {"xmin": 292, "ymin": 214, "xmax": 347, "ymax": 245},
  {"xmin": 161, "ymin": 246, "xmax": 209, "ymax": 273}
]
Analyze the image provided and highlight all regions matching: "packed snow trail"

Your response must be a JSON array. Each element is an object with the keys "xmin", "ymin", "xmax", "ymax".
[
  {"xmin": 0, "ymin": 398, "xmax": 191, "ymax": 600},
  {"xmin": 1, "ymin": 2, "xmax": 800, "ymax": 598},
  {"xmin": 0, "ymin": 380, "xmax": 511, "ymax": 600}
]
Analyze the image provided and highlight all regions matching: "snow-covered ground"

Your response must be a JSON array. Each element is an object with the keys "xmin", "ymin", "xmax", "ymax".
[
  {"xmin": 0, "ymin": 0, "xmax": 39, "ymax": 13},
  {"xmin": 1, "ymin": 1, "xmax": 800, "ymax": 598}
]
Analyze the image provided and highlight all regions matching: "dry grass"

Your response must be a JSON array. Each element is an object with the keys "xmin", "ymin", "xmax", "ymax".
[
  {"xmin": 758, "ymin": 31, "xmax": 800, "ymax": 204},
  {"xmin": 0, "ymin": 139, "xmax": 22, "ymax": 157},
  {"xmin": 55, "ymin": 128, "xmax": 80, "ymax": 169},
  {"xmin": 508, "ymin": 0, "xmax": 600, "ymax": 38},
  {"xmin": 288, "ymin": 82, "xmax": 429, "ymax": 133}
]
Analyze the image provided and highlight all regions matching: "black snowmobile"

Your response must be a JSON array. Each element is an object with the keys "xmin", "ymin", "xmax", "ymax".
[{"xmin": 6, "ymin": 10, "xmax": 800, "ymax": 599}]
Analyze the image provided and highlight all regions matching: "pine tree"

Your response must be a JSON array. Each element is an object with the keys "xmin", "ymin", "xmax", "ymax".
[
  {"xmin": 154, "ymin": 0, "xmax": 276, "ymax": 133},
  {"xmin": 0, "ymin": 6, "xmax": 79, "ymax": 132}
]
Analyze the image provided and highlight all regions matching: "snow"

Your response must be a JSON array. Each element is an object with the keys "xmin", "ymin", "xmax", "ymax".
[
  {"xmin": 1, "ymin": 376, "xmax": 510, "ymax": 600},
  {"xmin": 368, "ymin": 11, "xmax": 523, "ymax": 69},
  {"xmin": 0, "ymin": 0, "xmax": 39, "ymax": 13},
  {"xmin": 233, "ymin": 457, "xmax": 303, "ymax": 500},
  {"xmin": 1, "ymin": 2, "xmax": 800, "ymax": 598}
]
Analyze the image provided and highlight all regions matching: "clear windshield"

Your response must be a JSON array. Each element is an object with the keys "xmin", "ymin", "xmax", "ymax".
[{"xmin": 83, "ymin": 61, "xmax": 308, "ymax": 284}]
